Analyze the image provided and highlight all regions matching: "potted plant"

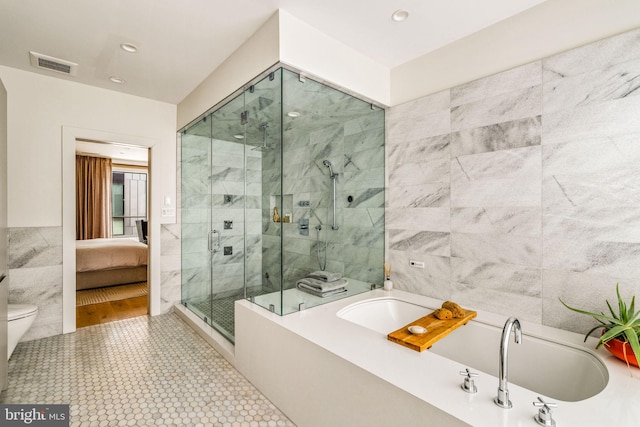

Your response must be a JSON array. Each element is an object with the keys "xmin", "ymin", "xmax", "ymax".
[{"xmin": 560, "ymin": 284, "xmax": 640, "ymax": 368}]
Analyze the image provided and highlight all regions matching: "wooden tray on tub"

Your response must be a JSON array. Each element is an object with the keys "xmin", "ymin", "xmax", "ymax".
[{"xmin": 387, "ymin": 308, "xmax": 477, "ymax": 352}]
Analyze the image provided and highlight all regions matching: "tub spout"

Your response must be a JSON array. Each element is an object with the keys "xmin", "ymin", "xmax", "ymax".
[{"xmin": 494, "ymin": 317, "xmax": 521, "ymax": 409}]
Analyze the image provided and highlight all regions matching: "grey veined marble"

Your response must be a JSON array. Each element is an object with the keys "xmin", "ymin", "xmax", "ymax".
[
  {"xmin": 8, "ymin": 227, "xmax": 62, "ymax": 269},
  {"xmin": 388, "ymin": 134, "xmax": 450, "ymax": 168},
  {"xmin": 450, "ymin": 116, "xmax": 541, "ymax": 157},
  {"xmin": 385, "ymin": 27, "xmax": 640, "ymax": 334},
  {"xmin": 451, "ymin": 85, "xmax": 542, "ymax": 132},
  {"xmin": 451, "ymin": 61, "xmax": 542, "ymax": 107},
  {"xmin": 543, "ymin": 27, "xmax": 640, "ymax": 81},
  {"xmin": 543, "ymin": 56, "xmax": 640, "ymax": 114},
  {"xmin": 451, "ymin": 146, "xmax": 542, "ymax": 208}
]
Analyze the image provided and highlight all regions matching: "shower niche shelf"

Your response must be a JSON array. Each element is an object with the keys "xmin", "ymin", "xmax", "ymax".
[{"xmin": 271, "ymin": 194, "xmax": 293, "ymax": 223}]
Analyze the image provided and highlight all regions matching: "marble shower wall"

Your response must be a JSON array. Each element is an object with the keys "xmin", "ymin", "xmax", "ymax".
[
  {"xmin": 387, "ymin": 27, "xmax": 640, "ymax": 334},
  {"xmin": 272, "ymin": 112, "xmax": 385, "ymax": 290},
  {"xmin": 258, "ymin": 70, "xmax": 386, "ymax": 292}
]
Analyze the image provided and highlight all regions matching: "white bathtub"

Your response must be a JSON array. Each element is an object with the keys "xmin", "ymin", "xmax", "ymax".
[
  {"xmin": 235, "ymin": 289, "xmax": 640, "ymax": 427},
  {"xmin": 337, "ymin": 297, "xmax": 608, "ymax": 402}
]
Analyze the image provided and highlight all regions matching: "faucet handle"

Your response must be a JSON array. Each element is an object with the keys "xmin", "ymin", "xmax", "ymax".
[
  {"xmin": 459, "ymin": 368, "xmax": 479, "ymax": 378},
  {"xmin": 459, "ymin": 368, "xmax": 478, "ymax": 394},
  {"xmin": 533, "ymin": 397, "xmax": 557, "ymax": 426}
]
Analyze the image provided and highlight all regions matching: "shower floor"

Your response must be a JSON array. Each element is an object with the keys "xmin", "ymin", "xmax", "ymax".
[{"xmin": 188, "ymin": 288, "xmax": 268, "ymax": 340}]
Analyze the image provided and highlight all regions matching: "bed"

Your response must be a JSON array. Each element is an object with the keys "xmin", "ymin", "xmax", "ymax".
[{"xmin": 76, "ymin": 238, "xmax": 148, "ymax": 290}]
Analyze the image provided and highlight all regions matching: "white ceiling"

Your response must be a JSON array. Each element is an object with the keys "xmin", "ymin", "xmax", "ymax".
[{"xmin": 0, "ymin": 0, "xmax": 547, "ymax": 105}]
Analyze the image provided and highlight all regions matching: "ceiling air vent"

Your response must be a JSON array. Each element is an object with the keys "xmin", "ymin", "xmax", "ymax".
[{"xmin": 29, "ymin": 51, "xmax": 78, "ymax": 76}]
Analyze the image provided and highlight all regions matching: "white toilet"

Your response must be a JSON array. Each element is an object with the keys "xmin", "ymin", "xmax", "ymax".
[{"xmin": 7, "ymin": 304, "xmax": 38, "ymax": 360}]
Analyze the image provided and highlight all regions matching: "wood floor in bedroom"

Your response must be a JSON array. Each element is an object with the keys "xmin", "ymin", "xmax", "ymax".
[{"xmin": 76, "ymin": 295, "xmax": 148, "ymax": 328}]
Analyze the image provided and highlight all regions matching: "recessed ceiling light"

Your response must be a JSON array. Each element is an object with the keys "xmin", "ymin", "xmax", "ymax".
[
  {"xmin": 233, "ymin": 134, "xmax": 245, "ymax": 140},
  {"xmin": 287, "ymin": 111, "xmax": 301, "ymax": 118},
  {"xmin": 109, "ymin": 76, "xmax": 125, "ymax": 84},
  {"xmin": 120, "ymin": 43, "xmax": 138, "ymax": 53},
  {"xmin": 391, "ymin": 9, "xmax": 410, "ymax": 22}
]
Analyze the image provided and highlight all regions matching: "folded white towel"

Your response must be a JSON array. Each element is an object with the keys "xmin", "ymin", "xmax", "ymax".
[
  {"xmin": 296, "ymin": 277, "xmax": 348, "ymax": 292},
  {"xmin": 297, "ymin": 283, "xmax": 348, "ymax": 298},
  {"xmin": 307, "ymin": 271, "xmax": 343, "ymax": 282}
]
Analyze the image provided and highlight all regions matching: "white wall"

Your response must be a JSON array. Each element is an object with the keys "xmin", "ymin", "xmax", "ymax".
[
  {"xmin": 278, "ymin": 9, "xmax": 390, "ymax": 106},
  {"xmin": 177, "ymin": 12, "xmax": 281, "ymax": 130},
  {"xmin": 0, "ymin": 65, "xmax": 177, "ymax": 336},
  {"xmin": 0, "ymin": 66, "xmax": 176, "ymax": 227},
  {"xmin": 391, "ymin": 0, "xmax": 640, "ymax": 105}
]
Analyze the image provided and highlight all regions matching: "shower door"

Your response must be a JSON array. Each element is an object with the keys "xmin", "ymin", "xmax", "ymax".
[
  {"xmin": 180, "ymin": 105, "xmax": 214, "ymax": 326},
  {"xmin": 243, "ymin": 70, "xmax": 283, "ymax": 309},
  {"xmin": 180, "ymin": 89, "xmax": 248, "ymax": 341},
  {"xmin": 181, "ymin": 70, "xmax": 283, "ymax": 341},
  {"xmin": 205, "ymin": 91, "xmax": 249, "ymax": 341}
]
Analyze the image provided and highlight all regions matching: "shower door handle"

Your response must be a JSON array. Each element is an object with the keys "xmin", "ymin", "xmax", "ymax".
[{"xmin": 209, "ymin": 229, "xmax": 221, "ymax": 253}]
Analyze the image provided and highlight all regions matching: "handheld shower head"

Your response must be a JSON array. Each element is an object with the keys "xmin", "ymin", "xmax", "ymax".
[
  {"xmin": 323, "ymin": 159, "xmax": 339, "ymax": 231},
  {"xmin": 322, "ymin": 160, "xmax": 336, "ymax": 178}
]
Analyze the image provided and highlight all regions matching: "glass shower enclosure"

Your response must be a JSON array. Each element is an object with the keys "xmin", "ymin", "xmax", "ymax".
[{"xmin": 179, "ymin": 67, "xmax": 385, "ymax": 343}]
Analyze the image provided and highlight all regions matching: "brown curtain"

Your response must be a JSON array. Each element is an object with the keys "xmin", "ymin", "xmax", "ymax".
[{"xmin": 76, "ymin": 155, "xmax": 112, "ymax": 240}]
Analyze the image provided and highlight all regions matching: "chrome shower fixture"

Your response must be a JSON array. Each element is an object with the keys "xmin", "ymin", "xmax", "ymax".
[
  {"xmin": 322, "ymin": 160, "xmax": 338, "ymax": 178},
  {"xmin": 323, "ymin": 159, "xmax": 339, "ymax": 230},
  {"xmin": 252, "ymin": 122, "xmax": 271, "ymax": 151}
]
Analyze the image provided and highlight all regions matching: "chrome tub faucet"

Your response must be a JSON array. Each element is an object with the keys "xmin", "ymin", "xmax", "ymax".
[{"xmin": 495, "ymin": 316, "xmax": 522, "ymax": 408}]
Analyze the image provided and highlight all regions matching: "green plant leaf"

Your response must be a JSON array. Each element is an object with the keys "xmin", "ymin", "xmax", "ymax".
[
  {"xmin": 606, "ymin": 299, "xmax": 619, "ymax": 321},
  {"xmin": 623, "ymin": 329, "xmax": 640, "ymax": 364},
  {"xmin": 602, "ymin": 325, "xmax": 628, "ymax": 342},
  {"xmin": 560, "ymin": 298, "xmax": 619, "ymax": 324},
  {"xmin": 584, "ymin": 324, "xmax": 606, "ymax": 344}
]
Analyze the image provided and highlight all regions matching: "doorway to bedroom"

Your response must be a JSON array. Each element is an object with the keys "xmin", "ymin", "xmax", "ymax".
[{"xmin": 74, "ymin": 139, "xmax": 150, "ymax": 328}]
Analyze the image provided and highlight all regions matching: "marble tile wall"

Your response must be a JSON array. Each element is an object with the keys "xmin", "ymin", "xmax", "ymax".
[
  {"xmin": 7, "ymin": 226, "xmax": 63, "ymax": 340},
  {"xmin": 160, "ymin": 223, "xmax": 181, "ymax": 313},
  {"xmin": 387, "ymin": 27, "xmax": 640, "ymax": 334}
]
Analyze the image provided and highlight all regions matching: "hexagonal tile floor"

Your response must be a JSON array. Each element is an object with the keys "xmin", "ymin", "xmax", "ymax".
[{"xmin": 0, "ymin": 312, "xmax": 295, "ymax": 426}]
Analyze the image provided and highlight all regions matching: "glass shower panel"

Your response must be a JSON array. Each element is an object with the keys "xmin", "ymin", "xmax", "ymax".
[
  {"xmin": 180, "ymin": 113, "xmax": 213, "ymax": 324},
  {"xmin": 207, "ymin": 92, "xmax": 247, "ymax": 342},
  {"xmin": 281, "ymin": 69, "xmax": 385, "ymax": 314},
  {"xmin": 251, "ymin": 68, "xmax": 385, "ymax": 315},
  {"xmin": 244, "ymin": 69, "xmax": 283, "ymax": 313}
]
